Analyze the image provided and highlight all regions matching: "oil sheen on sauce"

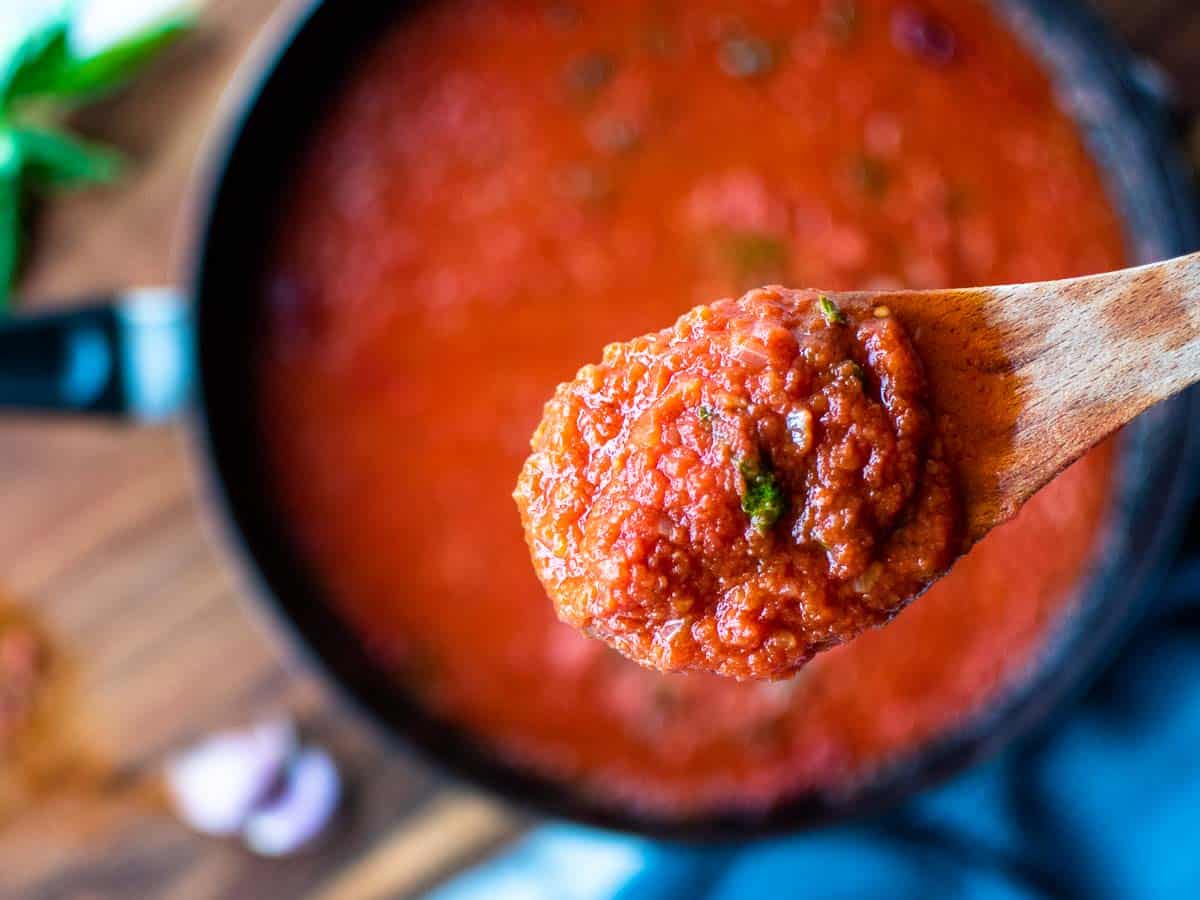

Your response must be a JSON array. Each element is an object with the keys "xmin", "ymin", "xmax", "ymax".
[{"xmin": 259, "ymin": 0, "xmax": 1125, "ymax": 815}]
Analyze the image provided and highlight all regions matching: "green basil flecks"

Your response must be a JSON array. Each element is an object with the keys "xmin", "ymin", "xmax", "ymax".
[
  {"xmin": 739, "ymin": 458, "xmax": 787, "ymax": 534},
  {"xmin": 818, "ymin": 295, "xmax": 847, "ymax": 326}
]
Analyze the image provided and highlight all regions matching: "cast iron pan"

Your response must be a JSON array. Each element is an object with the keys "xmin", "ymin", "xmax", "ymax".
[{"xmin": 188, "ymin": 0, "xmax": 1200, "ymax": 838}]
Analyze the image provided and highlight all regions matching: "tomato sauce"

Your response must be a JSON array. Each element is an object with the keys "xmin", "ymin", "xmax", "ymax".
[
  {"xmin": 516, "ymin": 288, "xmax": 961, "ymax": 680},
  {"xmin": 259, "ymin": 0, "xmax": 1126, "ymax": 815}
]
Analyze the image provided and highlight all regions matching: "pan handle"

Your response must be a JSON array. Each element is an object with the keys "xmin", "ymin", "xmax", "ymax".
[{"xmin": 0, "ymin": 288, "xmax": 192, "ymax": 421}]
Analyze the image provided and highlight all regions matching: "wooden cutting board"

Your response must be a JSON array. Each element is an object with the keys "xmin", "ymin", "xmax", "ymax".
[{"xmin": 0, "ymin": 1, "xmax": 1196, "ymax": 898}]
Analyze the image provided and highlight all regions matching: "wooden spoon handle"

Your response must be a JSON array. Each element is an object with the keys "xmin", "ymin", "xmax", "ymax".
[
  {"xmin": 975, "ymin": 251, "xmax": 1200, "ymax": 528},
  {"xmin": 847, "ymin": 252, "xmax": 1200, "ymax": 542}
]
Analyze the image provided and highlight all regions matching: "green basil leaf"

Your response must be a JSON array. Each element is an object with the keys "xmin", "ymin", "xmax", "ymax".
[
  {"xmin": 818, "ymin": 295, "xmax": 847, "ymax": 325},
  {"xmin": 739, "ymin": 458, "xmax": 787, "ymax": 534},
  {"xmin": 0, "ymin": 171, "xmax": 22, "ymax": 312},
  {"xmin": 8, "ymin": 14, "xmax": 193, "ymax": 102},
  {"xmin": 12, "ymin": 127, "xmax": 123, "ymax": 187},
  {"xmin": 1, "ymin": 19, "xmax": 70, "ymax": 101}
]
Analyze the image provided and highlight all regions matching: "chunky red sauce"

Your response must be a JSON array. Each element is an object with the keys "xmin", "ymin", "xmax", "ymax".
[
  {"xmin": 517, "ymin": 289, "xmax": 961, "ymax": 679},
  {"xmin": 259, "ymin": 0, "xmax": 1126, "ymax": 815}
]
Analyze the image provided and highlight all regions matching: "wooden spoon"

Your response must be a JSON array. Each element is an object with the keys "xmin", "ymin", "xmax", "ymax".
[
  {"xmin": 833, "ymin": 250, "xmax": 1200, "ymax": 546},
  {"xmin": 517, "ymin": 253, "xmax": 1199, "ymax": 680}
]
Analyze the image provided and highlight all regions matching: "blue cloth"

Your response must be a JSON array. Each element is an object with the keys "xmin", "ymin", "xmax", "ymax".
[{"xmin": 432, "ymin": 555, "xmax": 1200, "ymax": 900}]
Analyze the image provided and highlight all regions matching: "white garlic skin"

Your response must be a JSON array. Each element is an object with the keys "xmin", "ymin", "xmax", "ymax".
[
  {"xmin": 164, "ymin": 719, "xmax": 296, "ymax": 837},
  {"xmin": 243, "ymin": 747, "xmax": 341, "ymax": 857}
]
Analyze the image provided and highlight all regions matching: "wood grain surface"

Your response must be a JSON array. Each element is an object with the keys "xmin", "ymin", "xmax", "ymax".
[
  {"xmin": 1, "ymin": 3, "xmax": 522, "ymax": 899},
  {"xmin": 0, "ymin": 1, "xmax": 1196, "ymax": 898}
]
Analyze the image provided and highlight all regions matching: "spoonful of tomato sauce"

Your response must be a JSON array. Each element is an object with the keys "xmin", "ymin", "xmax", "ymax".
[{"xmin": 514, "ymin": 252, "xmax": 1200, "ymax": 680}]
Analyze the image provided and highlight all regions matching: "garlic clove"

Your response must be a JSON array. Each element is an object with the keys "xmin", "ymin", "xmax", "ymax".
[
  {"xmin": 243, "ymin": 747, "xmax": 341, "ymax": 857},
  {"xmin": 164, "ymin": 718, "xmax": 296, "ymax": 837}
]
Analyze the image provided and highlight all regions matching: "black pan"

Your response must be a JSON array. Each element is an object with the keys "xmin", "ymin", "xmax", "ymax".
[{"xmin": 0, "ymin": 0, "xmax": 1196, "ymax": 839}]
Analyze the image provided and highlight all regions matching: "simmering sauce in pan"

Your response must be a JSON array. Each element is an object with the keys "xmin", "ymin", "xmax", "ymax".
[{"xmin": 260, "ymin": 0, "xmax": 1125, "ymax": 814}]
